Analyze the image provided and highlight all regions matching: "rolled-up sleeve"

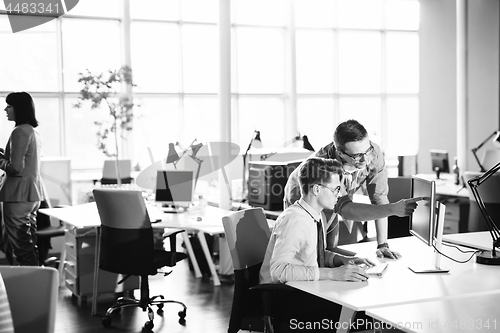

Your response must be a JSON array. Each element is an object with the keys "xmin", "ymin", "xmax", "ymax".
[{"xmin": 365, "ymin": 142, "xmax": 389, "ymax": 205}]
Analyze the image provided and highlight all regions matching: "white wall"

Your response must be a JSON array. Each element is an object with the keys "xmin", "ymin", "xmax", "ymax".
[{"xmin": 419, "ymin": 0, "xmax": 499, "ymax": 174}]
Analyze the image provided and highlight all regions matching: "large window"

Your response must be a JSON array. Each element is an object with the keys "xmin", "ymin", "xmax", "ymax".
[{"xmin": 0, "ymin": 0, "xmax": 419, "ymax": 171}]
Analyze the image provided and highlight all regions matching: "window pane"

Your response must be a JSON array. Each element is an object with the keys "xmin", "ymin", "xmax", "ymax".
[
  {"xmin": 338, "ymin": 97, "xmax": 382, "ymax": 145},
  {"xmin": 65, "ymin": 98, "xmax": 107, "ymax": 169},
  {"xmin": 131, "ymin": 22, "xmax": 180, "ymax": 93},
  {"xmin": 35, "ymin": 97, "xmax": 61, "ymax": 156},
  {"xmin": 338, "ymin": 0, "xmax": 382, "ymax": 29},
  {"xmin": 386, "ymin": 0, "xmax": 420, "ymax": 30},
  {"xmin": 236, "ymin": 97, "xmax": 285, "ymax": 149},
  {"xmin": 297, "ymin": 97, "xmax": 335, "ymax": 148},
  {"xmin": 133, "ymin": 97, "xmax": 181, "ymax": 168},
  {"xmin": 234, "ymin": 0, "xmax": 286, "ymax": 26},
  {"xmin": 69, "ymin": 0, "xmax": 120, "ymax": 17},
  {"xmin": 386, "ymin": 32, "xmax": 419, "ymax": 93},
  {"xmin": 338, "ymin": 31, "xmax": 381, "ymax": 93},
  {"xmin": 386, "ymin": 97, "xmax": 418, "ymax": 156},
  {"xmin": 181, "ymin": 0, "xmax": 217, "ymax": 23},
  {"xmin": 183, "ymin": 24, "xmax": 217, "ymax": 93},
  {"xmin": 130, "ymin": 0, "xmax": 180, "ymax": 20},
  {"xmin": 62, "ymin": 19, "xmax": 121, "ymax": 92},
  {"xmin": 183, "ymin": 97, "xmax": 219, "ymax": 142},
  {"xmin": 236, "ymin": 27, "xmax": 284, "ymax": 94},
  {"xmin": 296, "ymin": 30, "xmax": 335, "ymax": 94},
  {"xmin": 0, "ymin": 18, "xmax": 58, "ymax": 92},
  {"xmin": 295, "ymin": 0, "xmax": 335, "ymax": 28}
]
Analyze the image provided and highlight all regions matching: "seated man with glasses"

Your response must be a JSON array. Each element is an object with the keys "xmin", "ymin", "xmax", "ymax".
[
  {"xmin": 260, "ymin": 157, "xmax": 376, "ymax": 332},
  {"xmin": 284, "ymin": 119, "xmax": 419, "ymax": 259}
]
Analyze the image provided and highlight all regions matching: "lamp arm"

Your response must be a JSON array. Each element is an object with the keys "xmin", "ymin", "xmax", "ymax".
[{"xmin": 467, "ymin": 160, "xmax": 500, "ymax": 250}]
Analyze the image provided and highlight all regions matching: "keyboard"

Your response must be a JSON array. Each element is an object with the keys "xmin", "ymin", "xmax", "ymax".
[{"xmin": 364, "ymin": 263, "xmax": 388, "ymax": 276}]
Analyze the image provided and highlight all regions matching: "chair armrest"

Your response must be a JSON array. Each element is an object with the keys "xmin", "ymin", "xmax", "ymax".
[{"xmin": 162, "ymin": 228, "xmax": 185, "ymax": 265}]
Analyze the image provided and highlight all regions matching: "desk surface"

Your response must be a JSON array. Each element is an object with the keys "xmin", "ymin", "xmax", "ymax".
[
  {"xmin": 367, "ymin": 292, "xmax": 500, "ymax": 333},
  {"xmin": 39, "ymin": 203, "xmax": 233, "ymax": 235},
  {"xmin": 415, "ymin": 173, "xmax": 468, "ymax": 198},
  {"xmin": 443, "ymin": 231, "xmax": 492, "ymax": 251},
  {"xmin": 287, "ymin": 236, "xmax": 500, "ymax": 312}
]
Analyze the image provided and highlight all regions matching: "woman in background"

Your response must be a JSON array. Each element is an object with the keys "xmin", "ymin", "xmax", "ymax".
[{"xmin": 0, "ymin": 92, "xmax": 44, "ymax": 266}]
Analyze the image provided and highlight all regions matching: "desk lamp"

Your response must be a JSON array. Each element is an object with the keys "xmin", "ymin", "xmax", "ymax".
[
  {"xmin": 260, "ymin": 134, "xmax": 315, "ymax": 161},
  {"xmin": 242, "ymin": 131, "xmax": 263, "ymax": 200},
  {"xmin": 169, "ymin": 139, "xmax": 204, "ymax": 190},
  {"xmin": 467, "ymin": 160, "xmax": 500, "ymax": 265},
  {"xmin": 471, "ymin": 130, "xmax": 500, "ymax": 172}
]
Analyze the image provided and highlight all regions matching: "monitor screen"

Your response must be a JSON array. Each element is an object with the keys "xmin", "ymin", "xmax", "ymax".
[
  {"xmin": 155, "ymin": 170, "xmax": 194, "ymax": 207},
  {"xmin": 430, "ymin": 149, "xmax": 450, "ymax": 179},
  {"xmin": 409, "ymin": 176, "xmax": 436, "ymax": 247}
]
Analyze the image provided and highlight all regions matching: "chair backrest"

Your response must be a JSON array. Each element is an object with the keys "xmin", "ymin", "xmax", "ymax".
[
  {"xmin": 462, "ymin": 171, "xmax": 500, "ymax": 204},
  {"xmin": 0, "ymin": 266, "xmax": 58, "ymax": 333},
  {"xmin": 222, "ymin": 208, "xmax": 271, "ymax": 333},
  {"xmin": 102, "ymin": 159, "xmax": 132, "ymax": 179},
  {"xmin": 222, "ymin": 207, "xmax": 271, "ymax": 271},
  {"xmin": 462, "ymin": 171, "xmax": 500, "ymax": 232},
  {"xmin": 481, "ymin": 149, "xmax": 500, "ymax": 171},
  {"xmin": 93, "ymin": 189, "xmax": 156, "ymax": 275}
]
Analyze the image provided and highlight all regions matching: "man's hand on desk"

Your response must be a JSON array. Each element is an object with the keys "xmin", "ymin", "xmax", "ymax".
[
  {"xmin": 320, "ymin": 264, "xmax": 370, "ymax": 282},
  {"xmin": 376, "ymin": 246, "xmax": 401, "ymax": 260}
]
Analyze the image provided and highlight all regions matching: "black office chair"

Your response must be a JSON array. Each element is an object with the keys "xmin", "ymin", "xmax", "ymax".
[
  {"xmin": 463, "ymin": 171, "xmax": 500, "ymax": 232},
  {"xmin": 36, "ymin": 199, "xmax": 66, "ymax": 267},
  {"xmin": 99, "ymin": 159, "xmax": 133, "ymax": 185},
  {"xmin": 93, "ymin": 189, "xmax": 188, "ymax": 331},
  {"xmin": 222, "ymin": 208, "xmax": 292, "ymax": 333}
]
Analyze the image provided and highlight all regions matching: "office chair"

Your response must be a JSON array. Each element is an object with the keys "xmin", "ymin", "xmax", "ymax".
[
  {"xmin": 463, "ymin": 171, "xmax": 500, "ymax": 232},
  {"xmin": 36, "ymin": 199, "xmax": 66, "ymax": 267},
  {"xmin": 100, "ymin": 159, "xmax": 133, "ymax": 185},
  {"xmin": 222, "ymin": 207, "xmax": 292, "ymax": 333},
  {"xmin": 0, "ymin": 266, "xmax": 58, "ymax": 333},
  {"xmin": 93, "ymin": 189, "xmax": 188, "ymax": 331}
]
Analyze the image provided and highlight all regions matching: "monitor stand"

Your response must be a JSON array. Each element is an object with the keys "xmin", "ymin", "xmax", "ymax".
[
  {"xmin": 409, "ymin": 202, "xmax": 450, "ymax": 274},
  {"xmin": 434, "ymin": 167, "xmax": 441, "ymax": 179}
]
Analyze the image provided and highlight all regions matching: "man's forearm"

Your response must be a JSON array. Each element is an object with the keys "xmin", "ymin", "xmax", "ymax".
[
  {"xmin": 340, "ymin": 202, "xmax": 396, "ymax": 221},
  {"xmin": 374, "ymin": 217, "xmax": 388, "ymax": 245}
]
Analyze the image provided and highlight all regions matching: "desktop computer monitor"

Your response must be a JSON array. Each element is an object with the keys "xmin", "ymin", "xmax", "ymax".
[
  {"xmin": 409, "ymin": 176, "xmax": 449, "ymax": 273},
  {"xmin": 430, "ymin": 149, "xmax": 450, "ymax": 179},
  {"xmin": 155, "ymin": 170, "xmax": 194, "ymax": 209}
]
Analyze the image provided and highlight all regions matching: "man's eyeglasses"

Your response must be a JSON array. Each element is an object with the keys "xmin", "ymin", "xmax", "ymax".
[
  {"xmin": 341, "ymin": 145, "xmax": 375, "ymax": 162},
  {"xmin": 317, "ymin": 184, "xmax": 341, "ymax": 196}
]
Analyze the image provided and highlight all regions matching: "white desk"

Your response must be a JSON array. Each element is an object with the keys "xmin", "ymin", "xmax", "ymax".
[
  {"xmin": 443, "ymin": 231, "xmax": 493, "ymax": 251},
  {"xmin": 287, "ymin": 236, "xmax": 500, "ymax": 333},
  {"xmin": 39, "ymin": 203, "xmax": 234, "ymax": 315},
  {"xmin": 367, "ymin": 292, "xmax": 500, "ymax": 333}
]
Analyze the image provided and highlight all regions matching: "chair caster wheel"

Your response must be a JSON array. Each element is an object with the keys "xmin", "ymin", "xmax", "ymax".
[
  {"xmin": 178, "ymin": 309, "xmax": 186, "ymax": 319},
  {"xmin": 143, "ymin": 320, "xmax": 154, "ymax": 331},
  {"xmin": 102, "ymin": 316, "xmax": 112, "ymax": 328}
]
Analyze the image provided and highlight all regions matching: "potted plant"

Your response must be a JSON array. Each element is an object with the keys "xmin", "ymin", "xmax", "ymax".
[{"xmin": 74, "ymin": 66, "xmax": 136, "ymax": 185}]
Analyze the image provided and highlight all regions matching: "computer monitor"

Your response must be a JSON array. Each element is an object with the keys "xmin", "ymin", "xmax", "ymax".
[
  {"xmin": 409, "ymin": 176, "xmax": 449, "ymax": 273},
  {"xmin": 155, "ymin": 170, "xmax": 194, "ymax": 210},
  {"xmin": 430, "ymin": 149, "xmax": 450, "ymax": 179}
]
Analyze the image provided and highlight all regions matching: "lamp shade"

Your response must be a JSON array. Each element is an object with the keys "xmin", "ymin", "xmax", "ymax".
[
  {"xmin": 302, "ymin": 135, "xmax": 315, "ymax": 151},
  {"xmin": 252, "ymin": 131, "xmax": 263, "ymax": 148},
  {"xmin": 166, "ymin": 143, "xmax": 180, "ymax": 163},
  {"xmin": 191, "ymin": 142, "xmax": 203, "ymax": 157},
  {"xmin": 493, "ymin": 131, "xmax": 500, "ymax": 148}
]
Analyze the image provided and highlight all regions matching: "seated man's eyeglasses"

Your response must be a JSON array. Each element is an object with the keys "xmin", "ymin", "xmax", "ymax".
[
  {"xmin": 317, "ymin": 184, "xmax": 341, "ymax": 196},
  {"xmin": 341, "ymin": 145, "xmax": 374, "ymax": 162}
]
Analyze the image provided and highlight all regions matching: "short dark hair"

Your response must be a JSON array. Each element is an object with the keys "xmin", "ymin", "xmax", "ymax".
[
  {"xmin": 5, "ymin": 92, "xmax": 39, "ymax": 127},
  {"xmin": 298, "ymin": 157, "xmax": 343, "ymax": 196},
  {"xmin": 333, "ymin": 119, "xmax": 367, "ymax": 151}
]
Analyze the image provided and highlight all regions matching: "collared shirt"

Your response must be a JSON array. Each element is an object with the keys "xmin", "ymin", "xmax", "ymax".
[
  {"xmin": 259, "ymin": 199, "xmax": 337, "ymax": 284},
  {"xmin": 283, "ymin": 140, "xmax": 389, "ymax": 231}
]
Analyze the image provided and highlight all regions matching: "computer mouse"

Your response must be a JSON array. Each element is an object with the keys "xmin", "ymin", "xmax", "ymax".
[{"xmin": 197, "ymin": 217, "xmax": 202, "ymax": 221}]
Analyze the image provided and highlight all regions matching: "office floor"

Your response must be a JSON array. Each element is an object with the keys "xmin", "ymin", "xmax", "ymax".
[{"xmin": 54, "ymin": 260, "xmax": 234, "ymax": 333}]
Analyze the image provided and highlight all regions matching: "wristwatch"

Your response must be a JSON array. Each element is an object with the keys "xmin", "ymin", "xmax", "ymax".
[{"xmin": 377, "ymin": 242, "xmax": 389, "ymax": 249}]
